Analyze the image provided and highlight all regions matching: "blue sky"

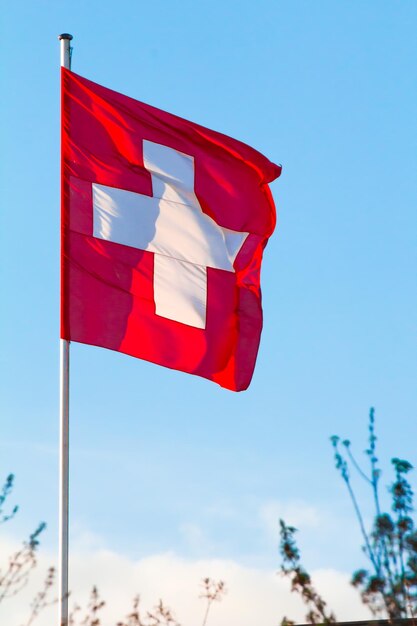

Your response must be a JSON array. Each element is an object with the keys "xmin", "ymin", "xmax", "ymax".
[{"xmin": 1, "ymin": 1, "xmax": 416, "ymax": 622}]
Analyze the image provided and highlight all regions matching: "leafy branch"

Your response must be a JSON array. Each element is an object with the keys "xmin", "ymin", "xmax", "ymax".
[
  {"xmin": 331, "ymin": 409, "xmax": 417, "ymax": 619},
  {"xmin": 279, "ymin": 408, "xmax": 417, "ymax": 622},
  {"xmin": 0, "ymin": 474, "xmax": 19, "ymax": 524},
  {"xmin": 279, "ymin": 519, "xmax": 336, "ymax": 625}
]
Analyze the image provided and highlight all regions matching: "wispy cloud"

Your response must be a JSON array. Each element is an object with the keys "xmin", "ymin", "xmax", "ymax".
[{"xmin": 179, "ymin": 522, "xmax": 215, "ymax": 554}]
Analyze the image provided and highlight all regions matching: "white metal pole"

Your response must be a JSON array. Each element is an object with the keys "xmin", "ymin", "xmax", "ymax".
[
  {"xmin": 58, "ymin": 32, "xmax": 72, "ymax": 626},
  {"xmin": 59, "ymin": 338, "xmax": 70, "ymax": 626}
]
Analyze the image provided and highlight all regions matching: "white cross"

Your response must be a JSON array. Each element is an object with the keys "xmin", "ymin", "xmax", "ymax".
[{"xmin": 92, "ymin": 140, "xmax": 248, "ymax": 329}]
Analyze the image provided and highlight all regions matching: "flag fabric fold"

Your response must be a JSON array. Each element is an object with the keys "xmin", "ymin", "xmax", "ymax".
[{"xmin": 61, "ymin": 68, "xmax": 281, "ymax": 391}]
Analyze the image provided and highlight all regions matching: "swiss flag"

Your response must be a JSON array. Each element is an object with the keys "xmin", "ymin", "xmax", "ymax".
[{"xmin": 61, "ymin": 68, "xmax": 281, "ymax": 391}]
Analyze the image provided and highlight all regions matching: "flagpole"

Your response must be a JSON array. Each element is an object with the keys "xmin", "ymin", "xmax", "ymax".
[{"xmin": 58, "ymin": 32, "xmax": 72, "ymax": 626}]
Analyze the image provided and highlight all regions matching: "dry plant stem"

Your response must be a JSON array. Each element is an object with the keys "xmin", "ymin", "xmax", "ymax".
[
  {"xmin": 81, "ymin": 586, "xmax": 105, "ymax": 626},
  {"xmin": 24, "ymin": 567, "xmax": 57, "ymax": 626},
  {"xmin": 116, "ymin": 595, "xmax": 181, "ymax": 626},
  {"xmin": 0, "ymin": 547, "xmax": 35, "ymax": 602},
  {"xmin": 116, "ymin": 594, "xmax": 145, "ymax": 626},
  {"xmin": 146, "ymin": 599, "xmax": 180, "ymax": 626},
  {"xmin": 199, "ymin": 578, "xmax": 226, "ymax": 626},
  {"xmin": 69, "ymin": 604, "xmax": 81, "ymax": 626},
  {"xmin": 0, "ymin": 522, "xmax": 46, "ymax": 603},
  {"xmin": 201, "ymin": 601, "xmax": 211, "ymax": 626}
]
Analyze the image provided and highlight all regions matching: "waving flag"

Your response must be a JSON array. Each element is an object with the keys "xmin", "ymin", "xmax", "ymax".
[{"xmin": 61, "ymin": 68, "xmax": 281, "ymax": 391}]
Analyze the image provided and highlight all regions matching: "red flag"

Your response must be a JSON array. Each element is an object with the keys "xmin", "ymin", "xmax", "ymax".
[{"xmin": 61, "ymin": 68, "xmax": 281, "ymax": 391}]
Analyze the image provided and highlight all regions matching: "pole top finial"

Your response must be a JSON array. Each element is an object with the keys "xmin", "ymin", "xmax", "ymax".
[{"xmin": 58, "ymin": 33, "xmax": 73, "ymax": 41}]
